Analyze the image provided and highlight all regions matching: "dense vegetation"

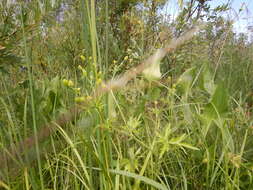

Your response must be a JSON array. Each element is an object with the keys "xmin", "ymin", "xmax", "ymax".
[{"xmin": 0, "ymin": 0, "xmax": 253, "ymax": 189}]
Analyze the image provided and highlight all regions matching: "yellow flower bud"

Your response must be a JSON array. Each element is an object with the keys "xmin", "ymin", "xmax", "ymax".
[
  {"xmin": 75, "ymin": 96, "xmax": 86, "ymax": 103},
  {"xmin": 202, "ymin": 158, "xmax": 208, "ymax": 164},
  {"xmin": 80, "ymin": 55, "xmax": 86, "ymax": 61},
  {"xmin": 62, "ymin": 79, "xmax": 74, "ymax": 87},
  {"xmin": 78, "ymin": 65, "xmax": 83, "ymax": 70},
  {"xmin": 96, "ymin": 78, "xmax": 102, "ymax": 85},
  {"xmin": 74, "ymin": 88, "xmax": 81, "ymax": 93},
  {"xmin": 62, "ymin": 79, "xmax": 69, "ymax": 86},
  {"xmin": 68, "ymin": 80, "xmax": 74, "ymax": 87}
]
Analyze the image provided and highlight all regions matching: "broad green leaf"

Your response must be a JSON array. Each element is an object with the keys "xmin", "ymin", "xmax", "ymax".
[
  {"xmin": 201, "ymin": 82, "xmax": 230, "ymax": 138},
  {"xmin": 203, "ymin": 82, "xmax": 229, "ymax": 119},
  {"xmin": 198, "ymin": 65, "xmax": 216, "ymax": 95}
]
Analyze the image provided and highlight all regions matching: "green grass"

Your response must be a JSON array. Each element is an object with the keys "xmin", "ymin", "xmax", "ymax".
[{"xmin": 1, "ymin": 0, "xmax": 253, "ymax": 189}]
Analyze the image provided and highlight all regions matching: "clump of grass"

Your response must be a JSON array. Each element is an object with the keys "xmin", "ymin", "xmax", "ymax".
[{"xmin": 0, "ymin": 0, "xmax": 253, "ymax": 189}]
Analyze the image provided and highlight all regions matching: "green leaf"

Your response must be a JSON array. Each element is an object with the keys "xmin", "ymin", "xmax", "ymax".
[
  {"xmin": 169, "ymin": 134, "xmax": 186, "ymax": 145},
  {"xmin": 199, "ymin": 115, "xmax": 213, "ymax": 138},
  {"xmin": 159, "ymin": 143, "xmax": 169, "ymax": 159},
  {"xmin": 149, "ymin": 87, "xmax": 161, "ymax": 100},
  {"xmin": 179, "ymin": 143, "xmax": 199, "ymax": 150},
  {"xmin": 176, "ymin": 67, "xmax": 196, "ymax": 97},
  {"xmin": 169, "ymin": 134, "xmax": 199, "ymax": 151},
  {"xmin": 198, "ymin": 65, "xmax": 216, "ymax": 95},
  {"xmin": 182, "ymin": 100, "xmax": 193, "ymax": 124},
  {"xmin": 215, "ymin": 119, "xmax": 234, "ymax": 152},
  {"xmin": 0, "ymin": 66, "xmax": 9, "ymax": 75},
  {"xmin": 108, "ymin": 169, "xmax": 168, "ymax": 190},
  {"xmin": 201, "ymin": 82, "xmax": 230, "ymax": 138},
  {"xmin": 203, "ymin": 82, "xmax": 229, "ymax": 119}
]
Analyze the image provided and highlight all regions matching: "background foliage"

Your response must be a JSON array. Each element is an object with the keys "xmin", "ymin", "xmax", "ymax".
[{"xmin": 0, "ymin": 0, "xmax": 253, "ymax": 189}]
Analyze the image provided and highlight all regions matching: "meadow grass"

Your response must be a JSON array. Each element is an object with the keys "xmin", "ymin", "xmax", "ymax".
[{"xmin": 0, "ymin": 0, "xmax": 253, "ymax": 189}]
